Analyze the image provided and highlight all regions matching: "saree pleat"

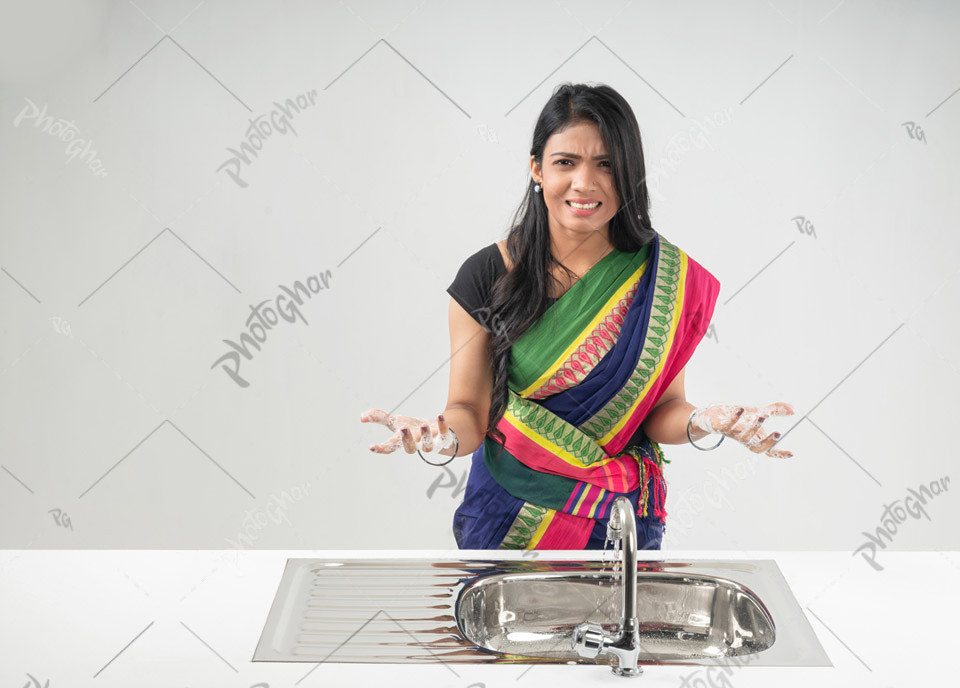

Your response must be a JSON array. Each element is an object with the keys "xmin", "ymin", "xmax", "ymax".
[{"xmin": 452, "ymin": 232, "xmax": 720, "ymax": 550}]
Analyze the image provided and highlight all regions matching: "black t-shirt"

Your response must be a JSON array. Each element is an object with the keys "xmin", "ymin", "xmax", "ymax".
[
  {"xmin": 446, "ymin": 243, "xmax": 649, "ymax": 447},
  {"xmin": 446, "ymin": 242, "xmax": 558, "ymax": 330}
]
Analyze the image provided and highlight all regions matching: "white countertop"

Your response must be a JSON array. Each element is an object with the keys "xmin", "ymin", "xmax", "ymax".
[{"xmin": 1, "ymin": 549, "xmax": 955, "ymax": 686}]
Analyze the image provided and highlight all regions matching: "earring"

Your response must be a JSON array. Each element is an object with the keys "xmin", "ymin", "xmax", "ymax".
[{"xmin": 534, "ymin": 181, "xmax": 541, "ymax": 193}]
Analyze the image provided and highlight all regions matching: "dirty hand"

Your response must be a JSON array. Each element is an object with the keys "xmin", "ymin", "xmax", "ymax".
[
  {"xmin": 360, "ymin": 408, "xmax": 455, "ymax": 456},
  {"xmin": 690, "ymin": 402, "xmax": 795, "ymax": 458}
]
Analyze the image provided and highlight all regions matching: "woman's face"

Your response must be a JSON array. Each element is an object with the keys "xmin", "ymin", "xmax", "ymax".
[{"xmin": 530, "ymin": 121, "xmax": 621, "ymax": 237}]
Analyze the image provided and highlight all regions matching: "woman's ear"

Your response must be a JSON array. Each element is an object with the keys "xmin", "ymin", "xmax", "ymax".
[{"xmin": 529, "ymin": 155, "xmax": 540, "ymax": 181}]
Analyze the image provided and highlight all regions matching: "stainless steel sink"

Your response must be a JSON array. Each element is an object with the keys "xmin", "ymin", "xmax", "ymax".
[
  {"xmin": 458, "ymin": 570, "xmax": 774, "ymax": 661},
  {"xmin": 252, "ymin": 556, "xmax": 830, "ymax": 668}
]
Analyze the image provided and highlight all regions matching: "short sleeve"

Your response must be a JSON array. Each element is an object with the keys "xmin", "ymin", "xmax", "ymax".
[{"xmin": 446, "ymin": 243, "xmax": 505, "ymax": 331}]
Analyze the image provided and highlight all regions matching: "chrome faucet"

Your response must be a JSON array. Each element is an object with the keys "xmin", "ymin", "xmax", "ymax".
[{"xmin": 571, "ymin": 495, "xmax": 642, "ymax": 677}]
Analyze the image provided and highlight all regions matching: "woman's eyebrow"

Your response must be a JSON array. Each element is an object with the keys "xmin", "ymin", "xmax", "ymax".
[{"xmin": 550, "ymin": 152, "xmax": 610, "ymax": 159}]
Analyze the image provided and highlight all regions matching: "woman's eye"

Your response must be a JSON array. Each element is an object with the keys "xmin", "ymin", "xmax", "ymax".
[{"xmin": 554, "ymin": 159, "xmax": 612, "ymax": 167}]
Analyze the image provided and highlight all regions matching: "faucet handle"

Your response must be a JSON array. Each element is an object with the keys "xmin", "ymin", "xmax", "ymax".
[{"xmin": 571, "ymin": 622, "xmax": 606, "ymax": 658}]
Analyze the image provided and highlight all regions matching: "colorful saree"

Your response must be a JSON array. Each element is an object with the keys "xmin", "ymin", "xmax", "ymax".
[{"xmin": 452, "ymin": 232, "xmax": 721, "ymax": 550}]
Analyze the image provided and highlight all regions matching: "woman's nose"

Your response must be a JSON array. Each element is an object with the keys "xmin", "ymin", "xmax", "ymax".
[{"xmin": 571, "ymin": 170, "xmax": 599, "ymax": 191}]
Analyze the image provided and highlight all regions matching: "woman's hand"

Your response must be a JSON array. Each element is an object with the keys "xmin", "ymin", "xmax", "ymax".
[
  {"xmin": 690, "ymin": 402, "xmax": 795, "ymax": 458},
  {"xmin": 360, "ymin": 408, "xmax": 455, "ymax": 456}
]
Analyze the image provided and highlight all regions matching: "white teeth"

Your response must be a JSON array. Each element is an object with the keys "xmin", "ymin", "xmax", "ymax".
[{"xmin": 568, "ymin": 201, "xmax": 600, "ymax": 209}]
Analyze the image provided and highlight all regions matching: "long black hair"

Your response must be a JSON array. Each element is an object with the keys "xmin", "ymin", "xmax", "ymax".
[{"xmin": 484, "ymin": 82, "xmax": 658, "ymax": 457}]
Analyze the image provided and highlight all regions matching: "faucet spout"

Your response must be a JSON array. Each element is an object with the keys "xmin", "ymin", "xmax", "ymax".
[
  {"xmin": 610, "ymin": 496, "xmax": 638, "ymax": 624},
  {"xmin": 572, "ymin": 496, "xmax": 642, "ymax": 677}
]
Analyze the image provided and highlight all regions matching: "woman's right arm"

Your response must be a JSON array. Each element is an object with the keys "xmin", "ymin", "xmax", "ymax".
[{"xmin": 440, "ymin": 296, "xmax": 495, "ymax": 457}]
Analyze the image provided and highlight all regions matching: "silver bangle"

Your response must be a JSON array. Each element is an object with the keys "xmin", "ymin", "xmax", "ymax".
[
  {"xmin": 418, "ymin": 428, "xmax": 458, "ymax": 466},
  {"xmin": 687, "ymin": 408, "xmax": 724, "ymax": 451}
]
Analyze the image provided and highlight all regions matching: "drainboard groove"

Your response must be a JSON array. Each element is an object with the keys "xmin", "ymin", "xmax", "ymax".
[
  {"xmin": 307, "ymin": 564, "xmax": 496, "ymax": 573},
  {"xmin": 307, "ymin": 590, "xmax": 453, "ymax": 600},
  {"xmin": 300, "ymin": 613, "xmax": 457, "ymax": 623},
  {"xmin": 308, "ymin": 590, "xmax": 458, "ymax": 599},
  {"xmin": 304, "ymin": 603, "xmax": 452, "ymax": 612},
  {"xmin": 309, "ymin": 570, "xmax": 466, "ymax": 577},
  {"xmin": 304, "ymin": 579, "xmax": 458, "ymax": 591},
  {"xmin": 289, "ymin": 647, "xmax": 492, "ymax": 661},
  {"xmin": 299, "ymin": 624, "xmax": 461, "ymax": 635},
  {"xmin": 295, "ymin": 633, "xmax": 467, "ymax": 646}
]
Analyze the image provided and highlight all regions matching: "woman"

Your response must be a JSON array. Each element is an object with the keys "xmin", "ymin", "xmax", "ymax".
[{"xmin": 361, "ymin": 83, "xmax": 794, "ymax": 550}]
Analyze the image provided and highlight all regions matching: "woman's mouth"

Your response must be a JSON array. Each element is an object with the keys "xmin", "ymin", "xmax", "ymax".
[{"xmin": 566, "ymin": 200, "xmax": 601, "ymax": 216}]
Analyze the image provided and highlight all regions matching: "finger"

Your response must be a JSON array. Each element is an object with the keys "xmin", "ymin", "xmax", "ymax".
[
  {"xmin": 360, "ymin": 408, "xmax": 396, "ymax": 430},
  {"xmin": 369, "ymin": 433, "xmax": 402, "ymax": 454},
  {"xmin": 753, "ymin": 431, "xmax": 778, "ymax": 451},
  {"xmin": 741, "ymin": 415, "xmax": 767, "ymax": 448},
  {"xmin": 726, "ymin": 408, "xmax": 755, "ymax": 440},
  {"xmin": 400, "ymin": 426, "xmax": 417, "ymax": 453},
  {"xmin": 761, "ymin": 432, "xmax": 793, "ymax": 458},
  {"xmin": 766, "ymin": 446, "xmax": 793, "ymax": 459},
  {"xmin": 761, "ymin": 402, "xmax": 795, "ymax": 417},
  {"xmin": 434, "ymin": 414, "xmax": 456, "ymax": 450},
  {"xmin": 359, "ymin": 408, "xmax": 385, "ymax": 423},
  {"xmin": 421, "ymin": 423, "xmax": 434, "ymax": 452},
  {"xmin": 748, "ymin": 429, "xmax": 783, "ymax": 455}
]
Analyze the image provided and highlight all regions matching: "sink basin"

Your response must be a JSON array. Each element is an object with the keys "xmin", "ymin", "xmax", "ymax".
[
  {"xmin": 252, "ymin": 556, "xmax": 830, "ymax": 667},
  {"xmin": 457, "ymin": 570, "xmax": 775, "ymax": 661}
]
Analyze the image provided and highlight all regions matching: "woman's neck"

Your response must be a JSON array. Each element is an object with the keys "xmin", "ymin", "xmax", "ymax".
[{"xmin": 549, "ymin": 228, "xmax": 614, "ymax": 274}]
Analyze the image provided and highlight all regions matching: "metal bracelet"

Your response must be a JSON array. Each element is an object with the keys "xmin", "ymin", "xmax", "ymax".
[
  {"xmin": 418, "ymin": 428, "xmax": 458, "ymax": 466},
  {"xmin": 687, "ymin": 408, "xmax": 724, "ymax": 451}
]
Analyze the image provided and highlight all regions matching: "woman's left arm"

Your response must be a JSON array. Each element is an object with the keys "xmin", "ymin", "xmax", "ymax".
[{"xmin": 640, "ymin": 367, "xmax": 707, "ymax": 445}]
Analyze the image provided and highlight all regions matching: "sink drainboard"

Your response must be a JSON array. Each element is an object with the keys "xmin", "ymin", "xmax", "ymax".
[{"xmin": 252, "ymin": 557, "xmax": 831, "ymax": 668}]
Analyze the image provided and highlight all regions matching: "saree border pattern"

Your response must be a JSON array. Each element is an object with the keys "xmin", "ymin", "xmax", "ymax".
[{"xmin": 588, "ymin": 237, "xmax": 683, "ymax": 445}]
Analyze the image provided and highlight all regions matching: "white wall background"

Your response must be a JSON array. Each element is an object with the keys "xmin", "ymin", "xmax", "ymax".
[{"xmin": 1, "ymin": 0, "xmax": 957, "ymax": 552}]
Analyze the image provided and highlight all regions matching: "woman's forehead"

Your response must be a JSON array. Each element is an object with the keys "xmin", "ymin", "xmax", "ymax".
[{"xmin": 545, "ymin": 122, "xmax": 608, "ymax": 154}]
